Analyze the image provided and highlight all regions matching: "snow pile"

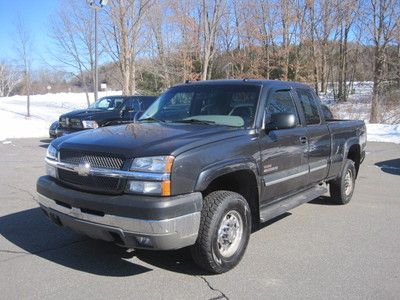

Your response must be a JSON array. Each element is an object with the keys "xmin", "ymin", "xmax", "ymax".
[
  {"xmin": 0, "ymin": 91, "xmax": 121, "ymax": 141},
  {"xmin": 366, "ymin": 124, "xmax": 400, "ymax": 144}
]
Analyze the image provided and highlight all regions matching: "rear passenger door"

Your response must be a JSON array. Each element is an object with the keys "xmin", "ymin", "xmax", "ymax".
[
  {"xmin": 259, "ymin": 88, "xmax": 309, "ymax": 205},
  {"xmin": 295, "ymin": 88, "xmax": 331, "ymax": 184}
]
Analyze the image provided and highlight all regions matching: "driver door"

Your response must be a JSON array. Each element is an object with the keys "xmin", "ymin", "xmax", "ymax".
[{"xmin": 259, "ymin": 88, "xmax": 309, "ymax": 206}]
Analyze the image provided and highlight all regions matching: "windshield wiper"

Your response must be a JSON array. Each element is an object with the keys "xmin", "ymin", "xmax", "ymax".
[
  {"xmin": 173, "ymin": 119, "xmax": 216, "ymax": 125},
  {"xmin": 139, "ymin": 117, "xmax": 164, "ymax": 123}
]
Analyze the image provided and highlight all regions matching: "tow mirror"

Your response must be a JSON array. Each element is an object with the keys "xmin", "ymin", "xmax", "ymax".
[{"xmin": 265, "ymin": 112, "xmax": 296, "ymax": 131}]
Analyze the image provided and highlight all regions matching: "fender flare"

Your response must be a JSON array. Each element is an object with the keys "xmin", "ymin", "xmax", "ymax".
[
  {"xmin": 342, "ymin": 137, "xmax": 360, "ymax": 168},
  {"xmin": 194, "ymin": 157, "xmax": 260, "ymax": 192}
]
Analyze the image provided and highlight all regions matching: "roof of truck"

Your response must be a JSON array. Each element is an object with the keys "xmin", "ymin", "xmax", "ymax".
[{"xmin": 174, "ymin": 79, "xmax": 311, "ymax": 89}]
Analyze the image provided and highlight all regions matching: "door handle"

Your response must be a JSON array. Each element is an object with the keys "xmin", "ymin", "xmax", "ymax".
[{"xmin": 300, "ymin": 136, "xmax": 308, "ymax": 144}]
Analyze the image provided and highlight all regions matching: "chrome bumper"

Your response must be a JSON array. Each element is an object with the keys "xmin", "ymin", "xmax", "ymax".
[{"xmin": 37, "ymin": 193, "xmax": 201, "ymax": 250}]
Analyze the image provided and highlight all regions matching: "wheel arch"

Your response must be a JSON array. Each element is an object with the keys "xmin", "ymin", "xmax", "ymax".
[
  {"xmin": 344, "ymin": 140, "xmax": 361, "ymax": 176},
  {"xmin": 195, "ymin": 159, "xmax": 261, "ymax": 230}
]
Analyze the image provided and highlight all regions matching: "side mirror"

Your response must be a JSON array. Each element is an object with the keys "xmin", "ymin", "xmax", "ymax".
[{"xmin": 265, "ymin": 112, "xmax": 297, "ymax": 131}]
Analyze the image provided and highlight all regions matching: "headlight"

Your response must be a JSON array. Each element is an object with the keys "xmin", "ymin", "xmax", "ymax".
[
  {"xmin": 128, "ymin": 156, "xmax": 174, "ymax": 196},
  {"xmin": 82, "ymin": 120, "xmax": 98, "ymax": 129},
  {"xmin": 130, "ymin": 156, "xmax": 174, "ymax": 173},
  {"xmin": 46, "ymin": 144, "xmax": 58, "ymax": 160}
]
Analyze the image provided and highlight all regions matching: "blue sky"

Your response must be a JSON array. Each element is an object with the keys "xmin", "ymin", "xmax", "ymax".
[{"xmin": 0, "ymin": 0, "xmax": 58, "ymax": 68}]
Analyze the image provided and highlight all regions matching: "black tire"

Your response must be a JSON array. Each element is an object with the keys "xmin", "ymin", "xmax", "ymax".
[
  {"xmin": 329, "ymin": 159, "xmax": 356, "ymax": 205},
  {"xmin": 191, "ymin": 190, "xmax": 251, "ymax": 274}
]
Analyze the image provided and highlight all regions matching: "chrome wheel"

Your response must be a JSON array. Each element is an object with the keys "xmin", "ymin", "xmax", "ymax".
[
  {"xmin": 217, "ymin": 210, "xmax": 244, "ymax": 258},
  {"xmin": 344, "ymin": 169, "xmax": 353, "ymax": 196}
]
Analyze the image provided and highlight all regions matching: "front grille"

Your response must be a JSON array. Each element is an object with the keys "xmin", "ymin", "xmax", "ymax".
[
  {"xmin": 58, "ymin": 169, "xmax": 123, "ymax": 193},
  {"xmin": 59, "ymin": 117, "xmax": 67, "ymax": 128},
  {"xmin": 58, "ymin": 149, "xmax": 127, "ymax": 193},
  {"xmin": 60, "ymin": 149, "xmax": 125, "ymax": 170},
  {"xmin": 59, "ymin": 117, "xmax": 82, "ymax": 128},
  {"xmin": 70, "ymin": 118, "xmax": 82, "ymax": 128}
]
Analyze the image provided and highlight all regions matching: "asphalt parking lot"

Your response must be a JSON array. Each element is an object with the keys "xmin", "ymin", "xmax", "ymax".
[{"xmin": 0, "ymin": 139, "xmax": 399, "ymax": 299}]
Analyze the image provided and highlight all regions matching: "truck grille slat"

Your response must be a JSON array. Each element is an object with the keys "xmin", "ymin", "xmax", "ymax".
[
  {"xmin": 58, "ymin": 150, "xmax": 127, "ymax": 193},
  {"xmin": 60, "ymin": 150, "xmax": 125, "ymax": 170}
]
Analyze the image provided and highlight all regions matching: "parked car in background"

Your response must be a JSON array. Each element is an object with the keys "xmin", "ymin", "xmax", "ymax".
[{"xmin": 52, "ymin": 95, "xmax": 157, "ymax": 137}]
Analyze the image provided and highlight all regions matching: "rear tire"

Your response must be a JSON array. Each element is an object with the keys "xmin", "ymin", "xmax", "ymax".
[
  {"xmin": 329, "ymin": 159, "xmax": 356, "ymax": 205},
  {"xmin": 191, "ymin": 191, "xmax": 251, "ymax": 274}
]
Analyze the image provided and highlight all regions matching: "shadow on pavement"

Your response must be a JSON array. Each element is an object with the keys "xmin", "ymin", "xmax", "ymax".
[
  {"xmin": 375, "ymin": 159, "xmax": 400, "ymax": 176},
  {"xmin": 0, "ymin": 207, "xmax": 297, "ymax": 276},
  {"xmin": 39, "ymin": 139, "xmax": 52, "ymax": 149},
  {"xmin": 0, "ymin": 208, "xmax": 151, "ymax": 277},
  {"xmin": 308, "ymin": 195, "xmax": 342, "ymax": 205}
]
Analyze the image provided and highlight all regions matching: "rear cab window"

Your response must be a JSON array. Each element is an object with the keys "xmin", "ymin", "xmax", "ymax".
[{"xmin": 296, "ymin": 89, "xmax": 321, "ymax": 125}]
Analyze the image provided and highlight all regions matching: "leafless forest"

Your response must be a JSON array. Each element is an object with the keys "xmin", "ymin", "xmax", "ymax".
[{"xmin": 0, "ymin": 0, "xmax": 399, "ymax": 123}]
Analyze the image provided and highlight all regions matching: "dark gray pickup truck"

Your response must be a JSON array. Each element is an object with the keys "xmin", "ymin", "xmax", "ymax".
[{"xmin": 37, "ymin": 80, "xmax": 366, "ymax": 273}]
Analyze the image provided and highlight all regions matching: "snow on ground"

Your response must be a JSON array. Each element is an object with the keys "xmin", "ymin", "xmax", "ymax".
[
  {"xmin": 0, "ymin": 91, "xmax": 121, "ymax": 141},
  {"xmin": 319, "ymin": 82, "xmax": 400, "ymax": 143},
  {"xmin": 366, "ymin": 124, "xmax": 400, "ymax": 144}
]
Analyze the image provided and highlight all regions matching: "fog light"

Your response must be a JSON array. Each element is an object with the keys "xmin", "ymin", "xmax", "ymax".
[
  {"xmin": 128, "ymin": 181, "xmax": 162, "ymax": 195},
  {"xmin": 127, "ymin": 180, "xmax": 170, "ymax": 196},
  {"xmin": 46, "ymin": 164, "xmax": 57, "ymax": 178}
]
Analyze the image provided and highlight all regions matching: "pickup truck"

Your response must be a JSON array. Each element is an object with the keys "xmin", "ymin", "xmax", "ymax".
[
  {"xmin": 36, "ymin": 80, "xmax": 366, "ymax": 273},
  {"xmin": 54, "ymin": 95, "xmax": 157, "ymax": 137}
]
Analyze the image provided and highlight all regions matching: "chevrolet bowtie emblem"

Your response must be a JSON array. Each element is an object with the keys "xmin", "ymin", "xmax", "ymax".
[{"xmin": 75, "ymin": 162, "xmax": 91, "ymax": 176}]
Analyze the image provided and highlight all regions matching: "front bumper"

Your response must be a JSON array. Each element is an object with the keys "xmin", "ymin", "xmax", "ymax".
[{"xmin": 36, "ymin": 176, "xmax": 202, "ymax": 250}]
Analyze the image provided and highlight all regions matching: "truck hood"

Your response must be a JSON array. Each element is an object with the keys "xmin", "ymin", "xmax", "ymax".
[
  {"xmin": 53, "ymin": 122, "xmax": 246, "ymax": 157},
  {"xmin": 60, "ymin": 109, "xmax": 115, "ymax": 121}
]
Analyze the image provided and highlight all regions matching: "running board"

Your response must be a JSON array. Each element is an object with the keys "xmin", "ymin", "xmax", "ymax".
[{"xmin": 259, "ymin": 185, "xmax": 327, "ymax": 223}]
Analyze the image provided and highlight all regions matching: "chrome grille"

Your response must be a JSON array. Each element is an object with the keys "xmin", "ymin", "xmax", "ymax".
[
  {"xmin": 70, "ymin": 118, "xmax": 82, "ymax": 128},
  {"xmin": 59, "ymin": 149, "xmax": 125, "ymax": 170},
  {"xmin": 58, "ymin": 169, "xmax": 122, "ymax": 193},
  {"xmin": 59, "ymin": 117, "xmax": 67, "ymax": 127},
  {"xmin": 59, "ymin": 117, "xmax": 82, "ymax": 128},
  {"xmin": 58, "ymin": 149, "xmax": 126, "ymax": 193}
]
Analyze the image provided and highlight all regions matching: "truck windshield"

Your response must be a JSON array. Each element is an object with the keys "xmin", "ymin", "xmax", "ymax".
[
  {"xmin": 89, "ymin": 97, "xmax": 125, "ymax": 110},
  {"xmin": 139, "ymin": 85, "xmax": 260, "ymax": 128}
]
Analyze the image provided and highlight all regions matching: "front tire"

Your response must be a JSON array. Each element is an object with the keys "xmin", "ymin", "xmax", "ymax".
[
  {"xmin": 329, "ymin": 159, "xmax": 356, "ymax": 205},
  {"xmin": 191, "ymin": 191, "xmax": 251, "ymax": 274}
]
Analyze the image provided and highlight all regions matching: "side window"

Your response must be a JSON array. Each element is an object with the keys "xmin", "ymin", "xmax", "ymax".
[
  {"xmin": 321, "ymin": 105, "xmax": 334, "ymax": 120},
  {"xmin": 124, "ymin": 99, "xmax": 140, "ymax": 111},
  {"xmin": 266, "ymin": 90, "xmax": 299, "ymax": 124},
  {"xmin": 296, "ymin": 89, "xmax": 321, "ymax": 125}
]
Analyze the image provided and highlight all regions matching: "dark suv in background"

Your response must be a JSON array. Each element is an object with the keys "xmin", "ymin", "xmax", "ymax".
[{"xmin": 51, "ymin": 95, "xmax": 157, "ymax": 137}]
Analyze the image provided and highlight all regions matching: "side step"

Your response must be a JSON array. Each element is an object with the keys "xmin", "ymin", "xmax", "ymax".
[{"xmin": 259, "ymin": 185, "xmax": 327, "ymax": 223}]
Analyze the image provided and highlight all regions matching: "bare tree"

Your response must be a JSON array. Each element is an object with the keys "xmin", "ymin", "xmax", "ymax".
[
  {"xmin": 335, "ymin": 0, "xmax": 359, "ymax": 102},
  {"xmin": 49, "ymin": 0, "xmax": 97, "ymax": 106},
  {"xmin": 104, "ymin": 0, "xmax": 152, "ymax": 95},
  {"xmin": 367, "ymin": 0, "xmax": 399, "ymax": 122},
  {"xmin": 147, "ymin": 1, "xmax": 171, "ymax": 89},
  {"xmin": 316, "ymin": 0, "xmax": 336, "ymax": 93},
  {"xmin": 200, "ymin": 0, "xmax": 224, "ymax": 80},
  {"xmin": 0, "ymin": 61, "xmax": 21, "ymax": 97},
  {"xmin": 14, "ymin": 16, "xmax": 32, "ymax": 117}
]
